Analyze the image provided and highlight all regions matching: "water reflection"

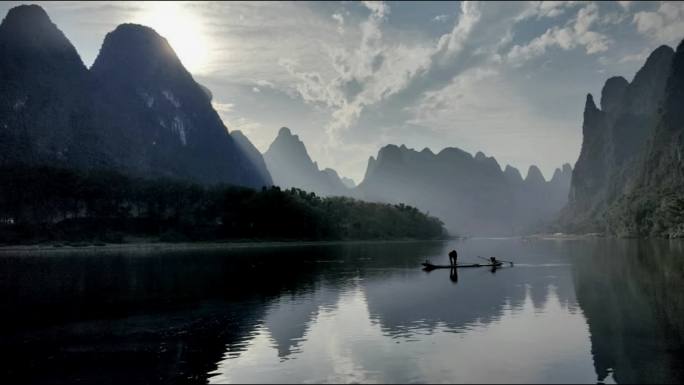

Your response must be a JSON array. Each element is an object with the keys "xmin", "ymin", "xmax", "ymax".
[
  {"xmin": 572, "ymin": 239, "xmax": 684, "ymax": 384},
  {"xmin": 210, "ymin": 277, "xmax": 596, "ymax": 383},
  {"xmin": 0, "ymin": 239, "xmax": 683, "ymax": 383}
]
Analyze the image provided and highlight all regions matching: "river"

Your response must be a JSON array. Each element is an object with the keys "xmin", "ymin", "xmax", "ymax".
[{"xmin": 1, "ymin": 238, "xmax": 683, "ymax": 383}]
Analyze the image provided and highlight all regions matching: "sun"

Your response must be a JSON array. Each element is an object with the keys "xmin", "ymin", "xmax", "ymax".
[{"xmin": 135, "ymin": 2, "xmax": 210, "ymax": 74}]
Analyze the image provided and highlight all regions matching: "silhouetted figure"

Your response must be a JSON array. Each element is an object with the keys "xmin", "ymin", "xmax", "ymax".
[
  {"xmin": 449, "ymin": 267, "xmax": 459, "ymax": 284},
  {"xmin": 489, "ymin": 256, "xmax": 499, "ymax": 265},
  {"xmin": 448, "ymin": 249, "xmax": 458, "ymax": 266}
]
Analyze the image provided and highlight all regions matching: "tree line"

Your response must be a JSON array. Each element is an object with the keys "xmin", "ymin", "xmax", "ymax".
[{"xmin": 0, "ymin": 166, "xmax": 446, "ymax": 244}]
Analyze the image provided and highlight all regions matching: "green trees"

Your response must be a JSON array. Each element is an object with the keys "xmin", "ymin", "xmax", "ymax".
[{"xmin": 0, "ymin": 166, "xmax": 446, "ymax": 244}]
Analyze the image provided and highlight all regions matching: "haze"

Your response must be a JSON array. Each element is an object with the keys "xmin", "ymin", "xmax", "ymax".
[{"xmin": 1, "ymin": 0, "xmax": 679, "ymax": 183}]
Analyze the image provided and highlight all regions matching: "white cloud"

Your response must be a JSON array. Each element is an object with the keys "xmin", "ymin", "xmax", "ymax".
[
  {"xmin": 433, "ymin": 1, "xmax": 481, "ymax": 60},
  {"xmin": 516, "ymin": 1, "xmax": 582, "ymax": 21},
  {"xmin": 280, "ymin": 1, "xmax": 437, "ymax": 142},
  {"xmin": 618, "ymin": 47, "xmax": 652, "ymax": 63},
  {"xmin": 507, "ymin": 3, "xmax": 612, "ymax": 65},
  {"xmin": 601, "ymin": 11, "xmax": 628, "ymax": 26},
  {"xmin": 332, "ymin": 13, "xmax": 344, "ymax": 34},
  {"xmin": 212, "ymin": 102, "xmax": 235, "ymax": 114},
  {"xmin": 361, "ymin": 1, "xmax": 389, "ymax": 19},
  {"xmin": 617, "ymin": 1, "xmax": 633, "ymax": 10},
  {"xmin": 633, "ymin": 2, "xmax": 684, "ymax": 46},
  {"xmin": 255, "ymin": 79, "xmax": 275, "ymax": 88},
  {"xmin": 279, "ymin": 1, "xmax": 491, "ymax": 146},
  {"xmin": 432, "ymin": 14, "xmax": 449, "ymax": 23}
]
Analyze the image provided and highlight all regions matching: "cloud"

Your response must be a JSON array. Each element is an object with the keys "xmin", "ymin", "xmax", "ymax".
[
  {"xmin": 212, "ymin": 102, "xmax": 235, "ymax": 114},
  {"xmin": 618, "ymin": 47, "xmax": 652, "ymax": 63},
  {"xmin": 280, "ymin": 1, "xmax": 437, "ymax": 142},
  {"xmin": 332, "ymin": 12, "xmax": 344, "ymax": 34},
  {"xmin": 361, "ymin": 1, "xmax": 389, "ymax": 19},
  {"xmin": 617, "ymin": 1, "xmax": 633, "ymax": 10},
  {"xmin": 280, "ymin": 1, "xmax": 491, "ymax": 143},
  {"xmin": 507, "ymin": 3, "xmax": 612, "ymax": 65},
  {"xmin": 633, "ymin": 2, "xmax": 684, "ymax": 46},
  {"xmin": 433, "ymin": 1, "xmax": 482, "ymax": 60},
  {"xmin": 516, "ymin": 1, "xmax": 582, "ymax": 21},
  {"xmin": 600, "ymin": 11, "xmax": 628, "ymax": 26},
  {"xmin": 432, "ymin": 14, "xmax": 449, "ymax": 23}
]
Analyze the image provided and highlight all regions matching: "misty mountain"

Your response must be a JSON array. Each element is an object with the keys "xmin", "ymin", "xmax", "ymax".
[
  {"xmin": 230, "ymin": 130, "xmax": 273, "ymax": 186},
  {"xmin": 0, "ymin": 5, "xmax": 271, "ymax": 189},
  {"xmin": 263, "ymin": 127, "xmax": 351, "ymax": 197},
  {"xmin": 356, "ymin": 144, "xmax": 572, "ymax": 236},
  {"xmin": 559, "ymin": 41, "xmax": 684, "ymax": 237},
  {"xmin": 339, "ymin": 175, "xmax": 356, "ymax": 189}
]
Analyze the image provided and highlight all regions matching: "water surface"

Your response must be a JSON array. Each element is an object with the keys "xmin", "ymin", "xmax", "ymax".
[{"xmin": 1, "ymin": 238, "xmax": 683, "ymax": 383}]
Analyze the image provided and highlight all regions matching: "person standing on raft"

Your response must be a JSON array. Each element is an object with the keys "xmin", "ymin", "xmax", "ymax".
[{"xmin": 448, "ymin": 249, "xmax": 458, "ymax": 266}]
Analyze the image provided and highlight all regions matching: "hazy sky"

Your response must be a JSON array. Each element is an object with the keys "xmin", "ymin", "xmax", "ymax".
[{"xmin": 2, "ymin": 1, "xmax": 683, "ymax": 182}]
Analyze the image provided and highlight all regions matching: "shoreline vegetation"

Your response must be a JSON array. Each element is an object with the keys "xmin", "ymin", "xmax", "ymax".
[{"xmin": 0, "ymin": 165, "xmax": 446, "ymax": 247}]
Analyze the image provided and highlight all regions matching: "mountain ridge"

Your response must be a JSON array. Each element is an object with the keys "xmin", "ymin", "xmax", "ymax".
[{"xmin": 356, "ymin": 143, "xmax": 571, "ymax": 236}]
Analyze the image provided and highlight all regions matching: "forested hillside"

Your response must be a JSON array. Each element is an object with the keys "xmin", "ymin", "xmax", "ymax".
[{"xmin": 0, "ymin": 166, "xmax": 445, "ymax": 244}]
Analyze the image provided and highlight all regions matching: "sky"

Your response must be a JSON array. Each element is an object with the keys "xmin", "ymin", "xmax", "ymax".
[{"xmin": 2, "ymin": 1, "xmax": 683, "ymax": 182}]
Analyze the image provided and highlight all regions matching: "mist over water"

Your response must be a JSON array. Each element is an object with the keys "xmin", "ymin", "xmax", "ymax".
[{"xmin": 1, "ymin": 239, "xmax": 682, "ymax": 384}]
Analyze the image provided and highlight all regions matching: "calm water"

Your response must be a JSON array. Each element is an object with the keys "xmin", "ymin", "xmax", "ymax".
[{"xmin": 1, "ymin": 238, "xmax": 683, "ymax": 384}]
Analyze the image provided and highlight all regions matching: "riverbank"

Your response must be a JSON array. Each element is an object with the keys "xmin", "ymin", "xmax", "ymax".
[
  {"xmin": 522, "ymin": 232, "xmax": 605, "ymax": 240},
  {"xmin": 0, "ymin": 238, "xmax": 449, "ymax": 255}
]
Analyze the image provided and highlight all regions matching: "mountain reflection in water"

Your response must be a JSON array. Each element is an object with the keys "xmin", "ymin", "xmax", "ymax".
[{"xmin": 1, "ymin": 239, "xmax": 682, "ymax": 383}]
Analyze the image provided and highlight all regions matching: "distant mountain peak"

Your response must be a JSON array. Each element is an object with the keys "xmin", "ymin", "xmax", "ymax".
[
  {"xmin": 585, "ymin": 93, "xmax": 598, "ymax": 112},
  {"xmin": 437, "ymin": 147, "xmax": 471, "ymax": 161},
  {"xmin": 270, "ymin": 127, "xmax": 307, "ymax": 151},
  {"xmin": 525, "ymin": 165, "xmax": 546, "ymax": 184},
  {"xmin": 504, "ymin": 165, "xmax": 523, "ymax": 184},
  {"xmin": 2, "ymin": 4, "xmax": 52, "ymax": 29},
  {"xmin": 91, "ymin": 23, "xmax": 184, "ymax": 78},
  {"xmin": 562, "ymin": 163, "xmax": 572, "ymax": 174},
  {"xmin": 0, "ymin": 4, "xmax": 83, "ymax": 64},
  {"xmin": 376, "ymin": 144, "xmax": 406, "ymax": 163},
  {"xmin": 278, "ymin": 126, "xmax": 293, "ymax": 136},
  {"xmin": 341, "ymin": 176, "xmax": 356, "ymax": 189},
  {"xmin": 264, "ymin": 126, "xmax": 351, "ymax": 197}
]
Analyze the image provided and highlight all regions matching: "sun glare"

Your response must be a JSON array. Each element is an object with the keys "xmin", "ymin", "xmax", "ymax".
[{"xmin": 135, "ymin": 2, "xmax": 210, "ymax": 74}]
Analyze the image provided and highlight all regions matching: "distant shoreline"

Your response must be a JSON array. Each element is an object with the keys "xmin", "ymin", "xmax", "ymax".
[
  {"xmin": 0, "ymin": 238, "xmax": 451, "ymax": 255},
  {"xmin": 0, "ymin": 233, "xmax": 617, "ymax": 255},
  {"xmin": 521, "ymin": 232, "xmax": 606, "ymax": 240}
]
